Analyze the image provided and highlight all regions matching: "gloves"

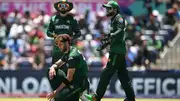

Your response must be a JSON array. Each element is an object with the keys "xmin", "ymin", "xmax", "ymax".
[
  {"xmin": 110, "ymin": 33, "xmax": 116, "ymax": 38},
  {"xmin": 110, "ymin": 28, "xmax": 122, "ymax": 37}
]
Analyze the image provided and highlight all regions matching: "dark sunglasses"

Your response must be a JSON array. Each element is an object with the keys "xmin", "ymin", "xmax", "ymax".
[{"xmin": 58, "ymin": 3, "xmax": 70, "ymax": 11}]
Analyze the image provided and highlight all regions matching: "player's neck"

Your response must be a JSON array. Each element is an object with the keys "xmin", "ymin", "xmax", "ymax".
[
  {"xmin": 64, "ymin": 43, "xmax": 70, "ymax": 54},
  {"xmin": 60, "ymin": 13, "xmax": 68, "ymax": 17}
]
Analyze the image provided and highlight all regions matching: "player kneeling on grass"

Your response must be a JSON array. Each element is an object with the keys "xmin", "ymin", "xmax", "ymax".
[{"xmin": 47, "ymin": 34, "xmax": 89, "ymax": 101}]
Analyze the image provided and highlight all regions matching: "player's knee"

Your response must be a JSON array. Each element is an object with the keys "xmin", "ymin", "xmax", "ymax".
[
  {"xmin": 54, "ymin": 93, "xmax": 65, "ymax": 101},
  {"xmin": 102, "ymin": 67, "xmax": 114, "ymax": 75},
  {"xmin": 56, "ymin": 69, "xmax": 66, "ymax": 78}
]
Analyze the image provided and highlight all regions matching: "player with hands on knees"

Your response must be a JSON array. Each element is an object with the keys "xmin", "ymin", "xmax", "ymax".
[{"xmin": 47, "ymin": 34, "xmax": 89, "ymax": 101}]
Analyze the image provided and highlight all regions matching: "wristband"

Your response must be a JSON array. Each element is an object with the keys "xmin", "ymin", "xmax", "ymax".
[
  {"xmin": 55, "ymin": 60, "xmax": 61, "ymax": 66},
  {"xmin": 52, "ymin": 64, "xmax": 58, "ymax": 69},
  {"xmin": 63, "ymin": 78, "xmax": 71, "ymax": 86}
]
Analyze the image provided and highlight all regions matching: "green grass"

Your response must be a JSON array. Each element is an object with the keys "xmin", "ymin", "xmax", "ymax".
[{"xmin": 0, "ymin": 98, "xmax": 180, "ymax": 101}]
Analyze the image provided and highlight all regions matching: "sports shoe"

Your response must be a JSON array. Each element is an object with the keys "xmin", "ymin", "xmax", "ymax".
[
  {"xmin": 124, "ymin": 98, "xmax": 136, "ymax": 101},
  {"xmin": 84, "ymin": 94, "xmax": 97, "ymax": 101}
]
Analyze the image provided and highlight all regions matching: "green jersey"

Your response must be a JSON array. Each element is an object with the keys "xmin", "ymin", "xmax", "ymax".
[
  {"xmin": 46, "ymin": 14, "xmax": 81, "ymax": 51},
  {"xmin": 110, "ymin": 14, "xmax": 126, "ymax": 54},
  {"xmin": 61, "ymin": 47, "xmax": 88, "ymax": 85}
]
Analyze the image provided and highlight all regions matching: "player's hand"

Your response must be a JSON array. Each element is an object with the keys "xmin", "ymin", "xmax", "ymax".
[
  {"xmin": 47, "ymin": 90, "xmax": 57, "ymax": 101},
  {"xmin": 49, "ymin": 66, "xmax": 56, "ymax": 80},
  {"xmin": 110, "ymin": 33, "xmax": 115, "ymax": 37},
  {"xmin": 52, "ymin": 34, "xmax": 57, "ymax": 39}
]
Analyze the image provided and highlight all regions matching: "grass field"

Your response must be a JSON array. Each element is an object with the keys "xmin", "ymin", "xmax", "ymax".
[{"xmin": 0, "ymin": 98, "xmax": 180, "ymax": 101}]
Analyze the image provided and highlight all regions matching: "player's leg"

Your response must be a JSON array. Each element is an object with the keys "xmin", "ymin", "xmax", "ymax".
[
  {"xmin": 54, "ymin": 85, "xmax": 81, "ymax": 101},
  {"xmin": 96, "ymin": 66, "xmax": 116, "ymax": 100},
  {"xmin": 48, "ymin": 50, "xmax": 67, "ymax": 90},
  {"xmin": 47, "ymin": 69, "xmax": 66, "ymax": 90},
  {"xmin": 66, "ymin": 91, "xmax": 80, "ymax": 101},
  {"xmin": 80, "ymin": 89, "xmax": 89, "ymax": 101},
  {"xmin": 115, "ymin": 54, "xmax": 135, "ymax": 101},
  {"xmin": 85, "ymin": 53, "xmax": 116, "ymax": 101},
  {"xmin": 80, "ymin": 78, "xmax": 90, "ymax": 101}
]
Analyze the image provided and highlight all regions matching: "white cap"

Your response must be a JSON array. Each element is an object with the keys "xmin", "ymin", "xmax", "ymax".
[{"xmin": 153, "ymin": 10, "xmax": 159, "ymax": 16}]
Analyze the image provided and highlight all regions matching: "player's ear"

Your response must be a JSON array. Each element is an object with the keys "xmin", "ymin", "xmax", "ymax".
[{"xmin": 114, "ymin": 8, "xmax": 118, "ymax": 13}]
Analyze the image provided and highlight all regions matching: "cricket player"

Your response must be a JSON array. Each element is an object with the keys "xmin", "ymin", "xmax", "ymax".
[
  {"xmin": 47, "ymin": 34, "xmax": 89, "ymax": 101},
  {"xmin": 85, "ymin": 1, "xmax": 136, "ymax": 101},
  {"xmin": 46, "ymin": 1, "xmax": 90, "ymax": 100},
  {"xmin": 46, "ymin": 0, "xmax": 81, "ymax": 65}
]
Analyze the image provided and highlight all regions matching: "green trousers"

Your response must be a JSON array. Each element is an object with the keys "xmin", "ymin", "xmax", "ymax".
[
  {"xmin": 47, "ymin": 69, "xmax": 89, "ymax": 101},
  {"xmin": 52, "ymin": 50, "xmax": 68, "ymax": 73},
  {"xmin": 95, "ymin": 53, "xmax": 135, "ymax": 101},
  {"xmin": 54, "ymin": 85, "xmax": 81, "ymax": 101}
]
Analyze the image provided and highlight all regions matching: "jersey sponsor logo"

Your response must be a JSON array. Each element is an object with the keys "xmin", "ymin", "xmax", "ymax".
[{"xmin": 55, "ymin": 25, "xmax": 70, "ymax": 30}]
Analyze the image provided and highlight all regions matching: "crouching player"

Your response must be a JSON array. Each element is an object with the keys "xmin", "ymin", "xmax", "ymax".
[{"xmin": 47, "ymin": 34, "xmax": 89, "ymax": 101}]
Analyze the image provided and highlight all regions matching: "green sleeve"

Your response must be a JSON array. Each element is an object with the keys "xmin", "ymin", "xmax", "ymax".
[
  {"xmin": 116, "ymin": 17, "xmax": 124, "ymax": 31},
  {"xmin": 111, "ymin": 16, "xmax": 124, "ymax": 36},
  {"xmin": 72, "ymin": 19, "xmax": 81, "ymax": 39},
  {"xmin": 67, "ymin": 56, "xmax": 80, "ymax": 69},
  {"xmin": 46, "ymin": 17, "xmax": 55, "ymax": 38}
]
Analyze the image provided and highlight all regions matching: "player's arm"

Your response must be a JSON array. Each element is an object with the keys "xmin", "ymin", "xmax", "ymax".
[
  {"xmin": 55, "ymin": 56, "xmax": 79, "ymax": 92},
  {"xmin": 50, "ymin": 59, "xmax": 65, "ymax": 69},
  {"xmin": 46, "ymin": 17, "xmax": 56, "ymax": 38},
  {"xmin": 47, "ymin": 67, "xmax": 76, "ymax": 100},
  {"xmin": 110, "ymin": 17, "xmax": 126, "ymax": 37},
  {"xmin": 72, "ymin": 19, "xmax": 81, "ymax": 39},
  {"xmin": 55, "ymin": 68, "xmax": 75, "ymax": 92},
  {"xmin": 49, "ymin": 56, "xmax": 66, "ymax": 80}
]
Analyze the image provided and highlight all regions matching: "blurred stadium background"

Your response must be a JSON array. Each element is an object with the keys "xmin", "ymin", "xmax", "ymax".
[{"xmin": 0, "ymin": 0, "xmax": 180, "ymax": 101}]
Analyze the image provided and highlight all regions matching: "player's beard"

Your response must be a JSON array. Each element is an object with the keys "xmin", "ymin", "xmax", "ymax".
[
  {"xmin": 60, "ymin": 11, "xmax": 67, "ymax": 14},
  {"xmin": 106, "ymin": 11, "xmax": 115, "ymax": 17}
]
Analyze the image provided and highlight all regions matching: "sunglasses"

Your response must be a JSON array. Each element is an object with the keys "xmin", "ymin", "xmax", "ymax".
[{"xmin": 58, "ymin": 3, "xmax": 70, "ymax": 11}]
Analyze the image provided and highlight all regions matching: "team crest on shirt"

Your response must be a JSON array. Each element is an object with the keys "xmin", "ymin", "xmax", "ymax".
[{"xmin": 119, "ymin": 17, "xmax": 123, "ymax": 23}]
